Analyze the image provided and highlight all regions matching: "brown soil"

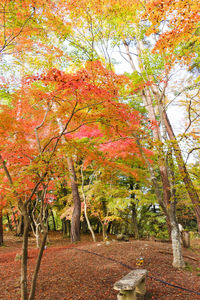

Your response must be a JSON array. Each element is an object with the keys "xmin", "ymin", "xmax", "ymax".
[{"xmin": 0, "ymin": 232, "xmax": 200, "ymax": 300}]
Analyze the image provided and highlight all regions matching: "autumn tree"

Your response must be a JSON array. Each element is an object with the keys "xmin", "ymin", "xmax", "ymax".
[
  {"xmin": 50, "ymin": 0, "xmax": 188, "ymax": 268},
  {"xmin": 0, "ymin": 60, "xmax": 144, "ymax": 298}
]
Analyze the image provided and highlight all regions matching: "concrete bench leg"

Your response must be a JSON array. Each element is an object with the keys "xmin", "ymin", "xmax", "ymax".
[
  {"xmin": 136, "ymin": 278, "xmax": 146, "ymax": 296},
  {"xmin": 117, "ymin": 289, "xmax": 137, "ymax": 300}
]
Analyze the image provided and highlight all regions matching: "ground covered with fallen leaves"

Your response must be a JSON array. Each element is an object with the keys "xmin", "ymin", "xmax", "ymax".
[{"xmin": 1, "ymin": 232, "xmax": 200, "ymax": 299}]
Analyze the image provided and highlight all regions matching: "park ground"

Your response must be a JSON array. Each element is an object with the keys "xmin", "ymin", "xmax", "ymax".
[{"xmin": 0, "ymin": 232, "xmax": 200, "ymax": 300}]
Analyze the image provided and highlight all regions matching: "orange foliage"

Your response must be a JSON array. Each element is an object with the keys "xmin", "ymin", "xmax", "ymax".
[{"xmin": 145, "ymin": 0, "xmax": 200, "ymax": 64}]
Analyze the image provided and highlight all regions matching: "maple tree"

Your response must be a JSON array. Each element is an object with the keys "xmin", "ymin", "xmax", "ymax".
[{"xmin": 0, "ymin": 59, "xmax": 145, "ymax": 299}]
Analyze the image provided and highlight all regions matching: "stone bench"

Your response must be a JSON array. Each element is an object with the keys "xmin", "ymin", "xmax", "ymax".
[{"xmin": 113, "ymin": 269, "xmax": 148, "ymax": 300}]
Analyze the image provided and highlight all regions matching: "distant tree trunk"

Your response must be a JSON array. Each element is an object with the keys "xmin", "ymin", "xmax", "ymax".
[
  {"xmin": 62, "ymin": 219, "xmax": 71, "ymax": 238},
  {"xmin": 102, "ymin": 223, "xmax": 107, "ymax": 241},
  {"xmin": 16, "ymin": 215, "xmax": 24, "ymax": 236},
  {"xmin": 0, "ymin": 206, "xmax": 3, "ymax": 245},
  {"xmin": 131, "ymin": 202, "xmax": 139, "ymax": 239},
  {"xmin": 101, "ymin": 199, "xmax": 108, "ymax": 241},
  {"xmin": 181, "ymin": 231, "xmax": 190, "ymax": 248},
  {"xmin": 10, "ymin": 205, "xmax": 18, "ymax": 230},
  {"xmin": 62, "ymin": 219, "xmax": 67, "ymax": 237},
  {"xmin": 67, "ymin": 157, "xmax": 81, "ymax": 243},
  {"xmin": 50, "ymin": 207, "xmax": 56, "ymax": 231},
  {"xmin": 106, "ymin": 222, "xmax": 112, "ymax": 234},
  {"xmin": 81, "ymin": 217, "xmax": 88, "ymax": 234},
  {"xmin": 7, "ymin": 213, "xmax": 13, "ymax": 231},
  {"xmin": 66, "ymin": 220, "xmax": 71, "ymax": 237},
  {"xmin": 95, "ymin": 221, "xmax": 100, "ymax": 233},
  {"xmin": 129, "ymin": 181, "xmax": 139, "ymax": 239}
]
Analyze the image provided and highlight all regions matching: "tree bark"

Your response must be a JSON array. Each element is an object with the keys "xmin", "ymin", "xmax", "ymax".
[
  {"xmin": 81, "ymin": 166, "xmax": 96, "ymax": 242},
  {"xmin": 169, "ymin": 201, "xmax": 185, "ymax": 268},
  {"xmin": 67, "ymin": 157, "xmax": 81, "ymax": 242},
  {"xmin": 50, "ymin": 207, "xmax": 56, "ymax": 231},
  {"xmin": 20, "ymin": 203, "xmax": 30, "ymax": 300},
  {"xmin": 131, "ymin": 202, "xmax": 139, "ymax": 239},
  {"xmin": 102, "ymin": 223, "xmax": 107, "ymax": 241},
  {"xmin": 129, "ymin": 182, "xmax": 139, "ymax": 239},
  {"xmin": 62, "ymin": 219, "xmax": 67, "ymax": 237},
  {"xmin": 16, "ymin": 215, "xmax": 24, "ymax": 236},
  {"xmin": 28, "ymin": 229, "xmax": 48, "ymax": 300},
  {"xmin": 7, "ymin": 213, "xmax": 13, "ymax": 231},
  {"xmin": 0, "ymin": 206, "xmax": 3, "ymax": 245}
]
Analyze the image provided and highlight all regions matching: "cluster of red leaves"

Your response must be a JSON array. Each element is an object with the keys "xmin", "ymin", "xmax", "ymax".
[{"xmin": 0, "ymin": 61, "xmax": 147, "ymax": 212}]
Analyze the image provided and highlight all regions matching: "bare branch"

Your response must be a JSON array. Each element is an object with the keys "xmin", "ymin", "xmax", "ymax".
[{"xmin": 35, "ymin": 103, "xmax": 51, "ymax": 153}]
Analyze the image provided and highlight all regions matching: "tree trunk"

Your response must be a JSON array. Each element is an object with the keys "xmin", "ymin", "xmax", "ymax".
[
  {"xmin": 131, "ymin": 202, "xmax": 139, "ymax": 239},
  {"xmin": 162, "ymin": 110, "xmax": 200, "ymax": 233},
  {"xmin": 106, "ymin": 222, "xmax": 112, "ymax": 235},
  {"xmin": 81, "ymin": 167, "xmax": 96, "ymax": 242},
  {"xmin": 181, "ymin": 231, "xmax": 190, "ymax": 248},
  {"xmin": 67, "ymin": 157, "xmax": 81, "ymax": 242},
  {"xmin": 81, "ymin": 217, "xmax": 88, "ymax": 234},
  {"xmin": 124, "ymin": 40, "xmax": 172, "ymax": 234},
  {"xmin": 16, "ymin": 215, "xmax": 24, "ymax": 236},
  {"xmin": 102, "ymin": 223, "xmax": 107, "ymax": 241},
  {"xmin": 169, "ymin": 202, "xmax": 185, "ymax": 268},
  {"xmin": 129, "ymin": 181, "xmax": 139, "ymax": 239},
  {"xmin": 0, "ymin": 206, "xmax": 3, "ymax": 245},
  {"xmin": 66, "ymin": 220, "xmax": 71, "ymax": 237},
  {"xmin": 7, "ymin": 213, "xmax": 13, "ymax": 231},
  {"xmin": 20, "ymin": 204, "xmax": 30, "ymax": 300},
  {"xmin": 28, "ymin": 229, "xmax": 48, "ymax": 300},
  {"xmin": 136, "ymin": 138, "xmax": 171, "ymax": 237},
  {"xmin": 62, "ymin": 219, "xmax": 67, "ymax": 237},
  {"xmin": 50, "ymin": 207, "xmax": 56, "ymax": 231}
]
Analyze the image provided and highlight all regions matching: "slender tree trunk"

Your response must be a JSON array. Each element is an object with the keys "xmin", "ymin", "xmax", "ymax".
[
  {"xmin": 102, "ymin": 223, "xmax": 107, "ymax": 241},
  {"xmin": 169, "ymin": 201, "xmax": 185, "ymax": 268},
  {"xmin": 131, "ymin": 202, "xmax": 139, "ymax": 239},
  {"xmin": 163, "ymin": 110, "xmax": 200, "ymax": 233},
  {"xmin": 16, "ymin": 215, "xmax": 24, "ymax": 236},
  {"xmin": 57, "ymin": 119, "xmax": 81, "ymax": 242},
  {"xmin": 124, "ymin": 40, "xmax": 172, "ymax": 222},
  {"xmin": 62, "ymin": 219, "xmax": 67, "ymax": 237},
  {"xmin": 81, "ymin": 217, "xmax": 88, "ymax": 233},
  {"xmin": 20, "ymin": 204, "xmax": 30, "ymax": 300},
  {"xmin": 7, "ymin": 213, "xmax": 13, "ymax": 231},
  {"xmin": 136, "ymin": 139, "xmax": 171, "ymax": 236},
  {"xmin": 81, "ymin": 166, "xmax": 96, "ymax": 242},
  {"xmin": 66, "ymin": 220, "xmax": 71, "ymax": 237},
  {"xmin": 83, "ymin": 203, "xmax": 96, "ymax": 242},
  {"xmin": 129, "ymin": 182, "xmax": 139, "ymax": 239},
  {"xmin": 35, "ymin": 224, "xmax": 40, "ymax": 249},
  {"xmin": 67, "ymin": 157, "xmax": 81, "ymax": 242},
  {"xmin": 0, "ymin": 206, "xmax": 3, "ymax": 245},
  {"xmin": 106, "ymin": 222, "xmax": 112, "ymax": 234},
  {"xmin": 50, "ymin": 207, "xmax": 56, "ymax": 231},
  {"xmin": 28, "ymin": 229, "xmax": 48, "ymax": 300},
  {"xmin": 10, "ymin": 204, "xmax": 18, "ymax": 230}
]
